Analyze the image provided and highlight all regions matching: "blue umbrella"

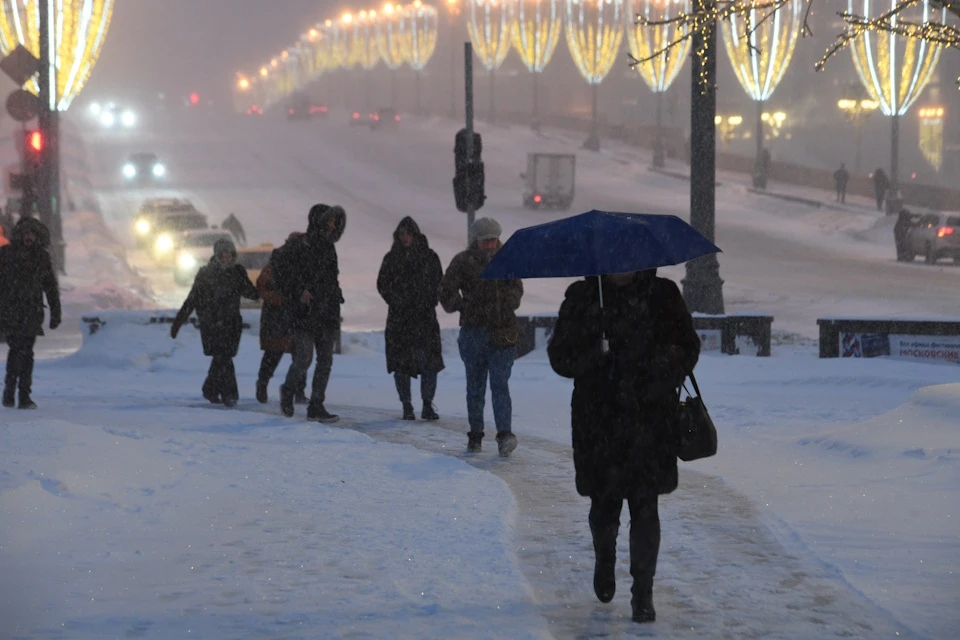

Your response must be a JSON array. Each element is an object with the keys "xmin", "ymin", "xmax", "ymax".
[{"xmin": 481, "ymin": 210, "xmax": 720, "ymax": 280}]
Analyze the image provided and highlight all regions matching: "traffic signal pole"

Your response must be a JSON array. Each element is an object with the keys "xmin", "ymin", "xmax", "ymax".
[
  {"xmin": 464, "ymin": 42, "xmax": 475, "ymax": 235},
  {"xmin": 38, "ymin": 0, "xmax": 64, "ymax": 274}
]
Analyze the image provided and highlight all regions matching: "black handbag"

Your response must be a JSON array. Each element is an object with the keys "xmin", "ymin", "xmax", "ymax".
[{"xmin": 676, "ymin": 372, "xmax": 717, "ymax": 462}]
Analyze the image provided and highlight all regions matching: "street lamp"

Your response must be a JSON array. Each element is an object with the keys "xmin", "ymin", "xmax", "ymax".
[
  {"xmin": 513, "ymin": 0, "xmax": 563, "ymax": 130},
  {"xmin": 405, "ymin": 2, "xmax": 440, "ymax": 115},
  {"xmin": 837, "ymin": 92, "xmax": 879, "ymax": 173},
  {"xmin": 467, "ymin": 0, "xmax": 516, "ymax": 124},
  {"xmin": 714, "ymin": 114, "xmax": 743, "ymax": 145},
  {"xmin": 378, "ymin": 1, "xmax": 408, "ymax": 109},
  {"xmin": 355, "ymin": 11, "xmax": 382, "ymax": 109},
  {"xmin": 445, "ymin": 0, "xmax": 463, "ymax": 117}
]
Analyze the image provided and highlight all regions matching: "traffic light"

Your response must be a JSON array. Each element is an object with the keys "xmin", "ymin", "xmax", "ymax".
[
  {"xmin": 453, "ymin": 129, "xmax": 485, "ymax": 212},
  {"xmin": 23, "ymin": 129, "xmax": 43, "ymax": 173}
]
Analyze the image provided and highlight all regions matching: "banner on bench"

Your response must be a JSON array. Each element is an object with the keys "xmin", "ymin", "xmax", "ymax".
[
  {"xmin": 840, "ymin": 333, "xmax": 891, "ymax": 358},
  {"xmin": 889, "ymin": 335, "xmax": 960, "ymax": 364}
]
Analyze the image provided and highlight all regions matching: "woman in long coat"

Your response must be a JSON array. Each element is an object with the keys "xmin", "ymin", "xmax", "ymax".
[
  {"xmin": 377, "ymin": 217, "xmax": 444, "ymax": 420},
  {"xmin": 547, "ymin": 269, "xmax": 700, "ymax": 623}
]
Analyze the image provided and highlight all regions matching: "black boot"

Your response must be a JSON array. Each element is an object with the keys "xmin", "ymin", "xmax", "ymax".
[
  {"xmin": 402, "ymin": 402, "xmax": 415, "ymax": 420},
  {"xmin": 18, "ymin": 391, "xmax": 37, "ymax": 410},
  {"xmin": 307, "ymin": 403, "xmax": 339, "ymax": 424},
  {"xmin": 466, "ymin": 432, "xmax": 483, "ymax": 453},
  {"xmin": 593, "ymin": 558, "xmax": 616, "ymax": 603},
  {"xmin": 294, "ymin": 391, "xmax": 309, "ymax": 405},
  {"xmin": 2, "ymin": 385, "xmax": 13, "ymax": 408},
  {"xmin": 631, "ymin": 585, "xmax": 655, "ymax": 623},
  {"xmin": 421, "ymin": 402, "xmax": 439, "ymax": 421},
  {"xmin": 496, "ymin": 432, "xmax": 518, "ymax": 457},
  {"xmin": 280, "ymin": 385, "xmax": 295, "ymax": 417},
  {"xmin": 256, "ymin": 380, "xmax": 268, "ymax": 404}
]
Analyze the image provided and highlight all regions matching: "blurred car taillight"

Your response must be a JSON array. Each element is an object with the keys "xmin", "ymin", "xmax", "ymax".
[
  {"xmin": 394, "ymin": 115, "xmax": 400, "ymax": 121},
  {"xmin": 353, "ymin": 112, "xmax": 360, "ymax": 119},
  {"xmin": 533, "ymin": 194, "xmax": 542, "ymax": 204},
  {"xmin": 937, "ymin": 227, "xmax": 954, "ymax": 237}
]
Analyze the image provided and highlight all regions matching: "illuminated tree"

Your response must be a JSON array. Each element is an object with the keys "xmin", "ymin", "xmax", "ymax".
[
  {"xmin": 354, "ymin": 10, "xmax": 382, "ymax": 109},
  {"xmin": 405, "ymin": 1, "xmax": 440, "ymax": 113},
  {"xmin": 513, "ymin": 0, "xmax": 563, "ymax": 126},
  {"xmin": 327, "ymin": 19, "xmax": 351, "ymax": 70},
  {"xmin": 0, "ymin": 0, "xmax": 114, "ymax": 110},
  {"xmin": 848, "ymin": 0, "xmax": 946, "ymax": 194},
  {"xmin": 378, "ymin": 2, "xmax": 408, "ymax": 108},
  {"xmin": 627, "ymin": 0, "xmax": 691, "ymax": 166},
  {"xmin": 566, "ymin": 0, "xmax": 624, "ymax": 150},
  {"xmin": 467, "ymin": 0, "xmax": 516, "ymax": 122},
  {"xmin": 720, "ymin": 0, "xmax": 803, "ymax": 178}
]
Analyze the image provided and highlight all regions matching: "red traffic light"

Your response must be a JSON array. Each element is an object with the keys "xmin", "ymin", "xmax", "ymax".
[
  {"xmin": 189, "ymin": 92, "xmax": 200, "ymax": 105},
  {"xmin": 28, "ymin": 130, "xmax": 43, "ymax": 153}
]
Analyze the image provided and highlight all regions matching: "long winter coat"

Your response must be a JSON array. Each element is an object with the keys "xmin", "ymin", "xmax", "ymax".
[
  {"xmin": 257, "ymin": 263, "xmax": 294, "ymax": 353},
  {"xmin": 547, "ymin": 274, "xmax": 700, "ymax": 500},
  {"xmin": 376, "ymin": 218, "xmax": 445, "ymax": 376},
  {"xmin": 172, "ymin": 261, "xmax": 258, "ymax": 357},
  {"xmin": 271, "ymin": 206, "xmax": 346, "ymax": 334},
  {"xmin": 438, "ymin": 242, "xmax": 523, "ymax": 334},
  {"xmin": 0, "ymin": 217, "xmax": 60, "ymax": 337}
]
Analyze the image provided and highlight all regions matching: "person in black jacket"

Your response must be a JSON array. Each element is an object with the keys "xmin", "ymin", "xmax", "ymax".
[
  {"xmin": 0, "ymin": 217, "xmax": 61, "ymax": 409},
  {"xmin": 270, "ymin": 203, "xmax": 346, "ymax": 422},
  {"xmin": 547, "ymin": 269, "xmax": 700, "ymax": 624},
  {"xmin": 377, "ymin": 217, "xmax": 445, "ymax": 421},
  {"xmin": 170, "ymin": 238, "xmax": 258, "ymax": 407}
]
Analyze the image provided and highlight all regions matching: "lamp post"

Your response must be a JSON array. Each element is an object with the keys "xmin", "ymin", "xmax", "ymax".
[
  {"xmin": 377, "ymin": 2, "xmax": 407, "ymax": 110},
  {"xmin": 513, "ymin": 0, "xmax": 562, "ymax": 130},
  {"xmin": 466, "ymin": 0, "xmax": 515, "ymax": 124},
  {"xmin": 714, "ymin": 113, "xmax": 742, "ymax": 146},
  {"xmin": 405, "ymin": 1, "xmax": 440, "ymax": 115},
  {"xmin": 446, "ymin": 0, "xmax": 462, "ymax": 118},
  {"xmin": 838, "ymin": 93, "xmax": 878, "ymax": 173}
]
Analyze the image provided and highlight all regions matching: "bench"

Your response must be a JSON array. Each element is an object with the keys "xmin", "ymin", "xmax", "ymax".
[
  {"xmin": 515, "ymin": 313, "xmax": 773, "ymax": 358},
  {"xmin": 817, "ymin": 317, "xmax": 960, "ymax": 361}
]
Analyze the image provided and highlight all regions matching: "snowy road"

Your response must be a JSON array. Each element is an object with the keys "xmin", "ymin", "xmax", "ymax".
[{"xmin": 84, "ymin": 110, "xmax": 960, "ymax": 336}]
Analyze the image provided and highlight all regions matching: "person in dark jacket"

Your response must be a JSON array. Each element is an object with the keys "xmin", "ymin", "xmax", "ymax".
[
  {"xmin": 873, "ymin": 168, "xmax": 890, "ymax": 211},
  {"xmin": 547, "ymin": 269, "xmax": 700, "ymax": 624},
  {"xmin": 833, "ymin": 163, "xmax": 850, "ymax": 203},
  {"xmin": 256, "ymin": 232, "xmax": 308, "ymax": 404},
  {"xmin": 271, "ymin": 203, "xmax": 346, "ymax": 422},
  {"xmin": 893, "ymin": 208, "xmax": 914, "ymax": 261},
  {"xmin": 222, "ymin": 213, "xmax": 247, "ymax": 247},
  {"xmin": 170, "ymin": 238, "xmax": 258, "ymax": 407},
  {"xmin": 439, "ymin": 217, "xmax": 523, "ymax": 456},
  {"xmin": 0, "ymin": 218, "xmax": 60, "ymax": 409},
  {"xmin": 377, "ymin": 217, "xmax": 445, "ymax": 421}
]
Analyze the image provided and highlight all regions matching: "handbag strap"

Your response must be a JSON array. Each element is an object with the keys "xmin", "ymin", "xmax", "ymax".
[{"xmin": 681, "ymin": 371, "xmax": 704, "ymax": 400}]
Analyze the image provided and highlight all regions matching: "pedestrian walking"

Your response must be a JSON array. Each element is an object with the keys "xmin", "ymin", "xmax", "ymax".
[
  {"xmin": 270, "ymin": 204, "xmax": 346, "ymax": 422},
  {"xmin": 893, "ymin": 208, "xmax": 914, "ymax": 262},
  {"xmin": 222, "ymin": 213, "xmax": 247, "ymax": 247},
  {"xmin": 833, "ymin": 163, "xmax": 850, "ymax": 203},
  {"xmin": 0, "ymin": 218, "xmax": 60, "ymax": 409},
  {"xmin": 377, "ymin": 217, "xmax": 445, "ymax": 421},
  {"xmin": 873, "ymin": 168, "xmax": 890, "ymax": 211},
  {"xmin": 439, "ymin": 217, "xmax": 523, "ymax": 456},
  {"xmin": 255, "ymin": 232, "xmax": 307, "ymax": 404},
  {"xmin": 170, "ymin": 238, "xmax": 258, "ymax": 407},
  {"xmin": 547, "ymin": 269, "xmax": 700, "ymax": 623}
]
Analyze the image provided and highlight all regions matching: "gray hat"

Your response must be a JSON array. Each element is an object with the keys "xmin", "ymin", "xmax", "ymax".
[
  {"xmin": 470, "ymin": 217, "xmax": 501, "ymax": 243},
  {"xmin": 213, "ymin": 237, "xmax": 237, "ymax": 257}
]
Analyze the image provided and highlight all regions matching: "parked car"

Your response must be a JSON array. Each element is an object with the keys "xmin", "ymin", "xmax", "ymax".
[
  {"xmin": 905, "ymin": 211, "xmax": 960, "ymax": 264},
  {"xmin": 173, "ymin": 229, "xmax": 236, "ymax": 285}
]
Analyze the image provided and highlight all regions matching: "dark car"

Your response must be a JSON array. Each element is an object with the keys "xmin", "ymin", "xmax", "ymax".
[
  {"xmin": 370, "ymin": 107, "xmax": 400, "ymax": 131},
  {"xmin": 122, "ymin": 152, "xmax": 166, "ymax": 183},
  {"xmin": 288, "ymin": 93, "xmax": 326, "ymax": 120}
]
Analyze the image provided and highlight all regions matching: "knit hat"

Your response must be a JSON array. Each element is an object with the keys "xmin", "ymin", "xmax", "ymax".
[
  {"xmin": 470, "ymin": 217, "xmax": 501, "ymax": 244},
  {"xmin": 213, "ymin": 237, "xmax": 237, "ymax": 257}
]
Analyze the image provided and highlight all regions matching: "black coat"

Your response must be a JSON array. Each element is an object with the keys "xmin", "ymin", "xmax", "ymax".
[
  {"xmin": 271, "ymin": 207, "xmax": 346, "ymax": 334},
  {"xmin": 0, "ymin": 218, "xmax": 60, "ymax": 337},
  {"xmin": 173, "ymin": 262, "xmax": 258, "ymax": 357},
  {"xmin": 377, "ymin": 218, "xmax": 445, "ymax": 376},
  {"xmin": 547, "ymin": 275, "xmax": 700, "ymax": 500}
]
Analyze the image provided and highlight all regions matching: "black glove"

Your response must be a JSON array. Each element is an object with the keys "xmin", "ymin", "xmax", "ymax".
[
  {"xmin": 170, "ymin": 323, "xmax": 180, "ymax": 339},
  {"xmin": 49, "ymin": 316, "xmax": 61, "ymax": 330}
]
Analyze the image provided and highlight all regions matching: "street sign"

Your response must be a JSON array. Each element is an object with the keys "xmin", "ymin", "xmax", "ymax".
[
  {"xmin": 0, "ymin": 44, "xmax": 39, "ymax": 87},
  {"xmin": 6, "ymin": 89, "xmax": 39, "ymax": 122}
]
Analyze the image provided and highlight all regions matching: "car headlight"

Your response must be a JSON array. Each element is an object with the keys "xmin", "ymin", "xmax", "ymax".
[
  {"xmin": 100, "ymin": 111, "xmax": 116, "ymax": 127},
  {"xmin": 120, "ymin": 110, "xmax": 136, "ymax": 128},
  {"xmin": 88, "ymin": 102, "xmax": 101, "ymax": 117},
  {"xmin": 154, "ymin": 234, "xmax": 174, "ymax": 254},
  {"xmin": 152, "ymin": 163, "xmax": 166, "ymax": 178},
  {"xmin": 135, "ymin": 218, "xmax": 150, "ymax": 235},
  {"xmin": 122, "ymin": 163, "xmax": 136, "ymax": 179},
  {"xmin": 177, "ymin": 252, "xmax": 197, "ymax": 270}
]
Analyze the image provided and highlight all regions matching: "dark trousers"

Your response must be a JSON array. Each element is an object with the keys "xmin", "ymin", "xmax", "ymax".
[
  {"xmin": 394, "ymin": 371, "xmax": 438, "ymax": 405},
  {"xmin": 589, "ymin": 494, "xmax": 660, "ymax": 598},
  {"xmin": 875, "ymin": 191, "xmax": 884, "ymax": 210},
  {"xmin": 836, "ymin": 186, "xmax": 846, "ymax": 203},
  {"xmin": 284, "ymin": 329, "xmax": 334, "ymax": 408},
  {"xmin": 258, "ymin": 350, "xmax": 284, "ymax": 383},
  {"xmin": 203, "ymin": 355, "xmax": 238, "ymax": 401},
  {"xmin": 4, "ymin": 334, "xmax": 36, "ymax": 395}
]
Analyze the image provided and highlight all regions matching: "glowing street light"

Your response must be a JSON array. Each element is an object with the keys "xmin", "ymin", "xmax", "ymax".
[
  {"xmin": 837, "ymin": 85, "xmax": 880, "ymax": 173},
  {"xmin": 848, "ymin": 0, "xmax": 946, "ymax": 195},
  {"xmin": 714, "ymin": 113, "xmax": 744, "ymax": 144},
  {"xmin": 918, "ymin": 105, "xmax": 945, "ymax": 173},
  {"xmin": 566, "ymin": 0, "xmax": 624, "ymax": 151},
  {"xmin": 467, "ymin": 0, "xmax": 516, "ymax": 123},
  {"xmin": 378, "ymin": 2, "xmax": 408, "ymax": 109},
  {"xmin": 513, "ymin": 0, "xmax": 563, "ymax": 128},
  {"xmin": 721, "ymin": 0, "xmax": 803, "ymax": 185},
  {"xmin": 627, "ymin": 0, "xmax": 691, "ymax": 166}
]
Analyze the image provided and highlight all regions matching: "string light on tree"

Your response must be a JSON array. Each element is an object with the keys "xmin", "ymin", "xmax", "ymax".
[
  {"xmin": 405, "ymin": 1, "xmax": 440, "ymax": 114},
  {"xmin": 378, "ymin": 3, "xmax": 408, "ymax": 70},
  {"xmin": 566, "ymin": 0, "xmax": 624, "ymax": 151},
  {"xmin": 354, "ymin": 10, "xmax": 382, "ymax": 70},
  {"xmin": 917, "ymin": 105, "xmax": 944, "ymax": 173},
  {"xmin": 720, "ymin": 0, "xmax": 803, "ymax": 184},
  {"xmin": 627, "ymin": 0, "xmax": 691, "ymax": 166},
  {"xmin": 513, "ymin": 0, "xmax": 563, "ymax": 127},
  {"xmin": 327, "ymin": 18, "xmax": 351, "ymax": 69},
  {"xmin": 848, "ymin": 0, "xmax": 946, "ymax": 195},
  {"xmin": 467, "ymin": 0, "xmax": 516, "ymax": 123}
]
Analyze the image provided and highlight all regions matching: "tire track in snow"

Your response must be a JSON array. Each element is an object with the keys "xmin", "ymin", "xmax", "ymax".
[{"xmin": 333, "ymin": 406, "xmax": 916, "ymax": 639}]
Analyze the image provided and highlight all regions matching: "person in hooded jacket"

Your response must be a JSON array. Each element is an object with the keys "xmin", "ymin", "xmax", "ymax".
[
  {"xmin": 547, "ymin": 269, "xmax": 700, "ymax": 624},
  {"xmin": 255, "ymin": 232, "xmax": 308, "ymax": 404},
  {"xmin": 270, "ymin": 203, "xmax": 346, "ymax": 422},
  {"xmin": 439, "ymin": 217, "xmax": 523, "ymax": 456},
  {"xmin": 170, "ymin": 238, "xmax": 258, "ymax": 407},
  {"xmin": 377, "ymin": 217, "xmax": 445, "ymax": 421},
  {"xmin": 0, "ymin": 217, "xmax": 60, "ymax": 409}
]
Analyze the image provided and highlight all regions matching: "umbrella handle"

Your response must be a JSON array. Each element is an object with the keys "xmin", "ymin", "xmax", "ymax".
[{"xmin": 602, "ymin": 333, "xmax": 609, "ymax": 354}]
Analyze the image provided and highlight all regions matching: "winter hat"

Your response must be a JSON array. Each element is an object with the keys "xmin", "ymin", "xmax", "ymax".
[
  {"xmin": 213, "ymin": 237, "xmax": 237, "ymax": 257},
  {"xmin": 470, "ymin": 217, "xmax": 501, "ymax": 244}
]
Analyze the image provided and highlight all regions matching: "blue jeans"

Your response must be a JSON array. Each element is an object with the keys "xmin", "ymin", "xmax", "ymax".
[{"xmin": 457, "ymin": 327, "xmax": 516, "ymax": 435}]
